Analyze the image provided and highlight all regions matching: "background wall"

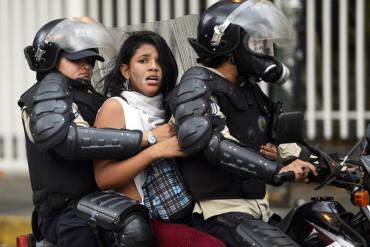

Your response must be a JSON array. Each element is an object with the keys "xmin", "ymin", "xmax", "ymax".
[{"xmin": 0, "ymin": 1, "xmax": 368, "ymax": 245}]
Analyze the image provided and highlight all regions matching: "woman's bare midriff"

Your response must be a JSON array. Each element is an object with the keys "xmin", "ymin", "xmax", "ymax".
[{"xmin": 117, "ymin": 181, "xmax": 142, "ymax": 202}]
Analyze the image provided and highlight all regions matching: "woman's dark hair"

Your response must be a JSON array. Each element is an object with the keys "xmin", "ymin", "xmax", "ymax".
[{"xmin": 101, "ymin": 31, "xmax": 178, "ymax": 97}]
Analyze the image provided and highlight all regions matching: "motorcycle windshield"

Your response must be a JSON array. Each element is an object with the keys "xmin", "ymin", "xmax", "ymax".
[
  {"xmin": 225, "ymin": 0, "xmax": 295, "ymax": 46},
  {"xmin": 46, "ymin": 16, "xmax": 117, "ymax": 59}
]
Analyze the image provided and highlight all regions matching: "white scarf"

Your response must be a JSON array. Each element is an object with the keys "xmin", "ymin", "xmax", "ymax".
[{"xmin": 120, "ymin": 90, "xmax": 166, "ymax": 131}]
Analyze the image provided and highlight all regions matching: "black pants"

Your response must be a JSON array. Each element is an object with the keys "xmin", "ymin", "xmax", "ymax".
[
  {"xmin": 191, "ymin": 212, "xmax": 250, "ymax": 247},
  {"xmin": 191, "ymin": 212, "xmax": 298, "ymax": 247},
  {"xmin": 38, "ymin": 206, "xmax": 105, "ymax": 247}
]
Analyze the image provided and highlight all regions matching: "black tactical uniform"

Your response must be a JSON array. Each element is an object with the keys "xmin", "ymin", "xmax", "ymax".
[
  {"xmin": 169, "ymin": 1, "xmax": 300, "ymax": 246},
  {"xmin": 19, "ymin": 17, "xmax": 152, "ymax": 247},
  {"xmin": 177, "ymin": 66, "xmax": 275, "ymax": 201}
]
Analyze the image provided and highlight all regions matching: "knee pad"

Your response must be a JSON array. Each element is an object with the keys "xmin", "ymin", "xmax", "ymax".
[
  {"xmin": 76, "ymin": 191, "xmax": 152, "ymax": 247},
  {"xmin": 113, "ymin": 213, "xmax": 152, "ymax": 247}
]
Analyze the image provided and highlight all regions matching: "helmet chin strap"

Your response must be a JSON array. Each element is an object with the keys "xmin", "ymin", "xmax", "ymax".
[{"xmin": 70, "ymin": 78, "xmax": 92, "ymax": 90}]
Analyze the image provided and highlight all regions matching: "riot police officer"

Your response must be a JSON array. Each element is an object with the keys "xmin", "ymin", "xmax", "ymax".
[
  {"xmin": 170, "ymin": 1, "xmax": 317, "ymax": 246},
  {"xmin": 18, "ymin": 17, "xmax": 152, "ymax": 247}
]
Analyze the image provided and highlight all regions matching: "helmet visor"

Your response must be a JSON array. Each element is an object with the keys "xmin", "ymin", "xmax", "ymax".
[
  {"xmin": 46, "ymin": 16, "xmax": 117, "ymax": 60},
  {"xmin": 243, "ymin": 35, "xmax": 274, "ymax": 55},
  {"xmin": 226, "ymin": 0, "xmax": 295, "ymax": 46}
]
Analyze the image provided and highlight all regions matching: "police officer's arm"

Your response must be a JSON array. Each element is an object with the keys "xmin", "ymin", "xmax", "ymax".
[
  {"xmin": 25, "ymin": 73, "xmax": 142, "ymax": 160},
  {"xmin": 172, "ymin": 68, "xmax": 283, "ymax": 185}
]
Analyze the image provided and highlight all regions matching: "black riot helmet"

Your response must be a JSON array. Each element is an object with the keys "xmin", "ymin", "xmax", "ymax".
[
  {"xmin": 24, "ymin": 17, "xmax": 116, "ymax": 78},
  {"xmin": 189, "ymin": 0, "xmax": 295, "ymax": 85},
  {"xmin": 24, "ymin": 18, "xmax": 66, "ymax": 72}
]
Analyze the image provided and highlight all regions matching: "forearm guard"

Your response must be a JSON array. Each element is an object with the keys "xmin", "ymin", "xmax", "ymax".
[
  {"xmin": 204, "ymin": 133, "xmax": 282, "ymax": 185},
  {"xmin": 54, "ymin": 124, "xmax": 142, "ymax": 160}
]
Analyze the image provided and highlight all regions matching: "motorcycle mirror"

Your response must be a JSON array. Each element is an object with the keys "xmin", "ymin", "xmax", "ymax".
[
  {"xmin": 273, "ymin": 112, "xmax": 304, "ymax": 145},
  {"xmin": 365, "ymin": 123, "xmax": 370, "ymax": 154},
  {"xmin": 360, "ymin": 156, "xmax": 370, "ymax": 174}
]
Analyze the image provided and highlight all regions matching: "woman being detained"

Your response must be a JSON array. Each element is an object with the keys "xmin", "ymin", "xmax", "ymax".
[{"xmin": 94, "ymin": 31, "xmax": 192, "ymax": 222}]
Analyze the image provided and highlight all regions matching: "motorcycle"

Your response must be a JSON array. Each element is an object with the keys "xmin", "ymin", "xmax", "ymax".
[
  {"xmin": 276, "ymin": 124, "xmax": 370, "ymax": 247},
  {"xmin": 17, "ymin": 116, "xmax": 370, "ymax": 247}
]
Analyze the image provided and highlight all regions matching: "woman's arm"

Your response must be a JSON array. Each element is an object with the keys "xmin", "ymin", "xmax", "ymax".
[
  {"xmin": 93, "ymin": 98, "xmax": 184, "ymax": 191},
  {"xmin": 94, "ymin": 98, "xmax": 157, "ymax": 190}
]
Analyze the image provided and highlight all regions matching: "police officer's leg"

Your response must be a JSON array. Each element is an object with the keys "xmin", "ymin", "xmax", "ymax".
[
  {"xmin": 192, "ymin": 212, "xmax": 299, "ymax": 247},
  {"xmin": 56, "ymin": 207, "xmax": 100, "ymax": 247},
  {"xmin": 191, "ymin": 213, "xmax": 239, "ymax": 246},
  {"xmin": 38, "ymin": 212, "xmax": 59, "ymax": 244}
]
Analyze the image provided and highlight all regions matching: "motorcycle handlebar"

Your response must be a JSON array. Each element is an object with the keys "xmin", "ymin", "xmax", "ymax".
[{"xmin": 272, "ymin": 171, "xmax": 295, "ymax": 186}]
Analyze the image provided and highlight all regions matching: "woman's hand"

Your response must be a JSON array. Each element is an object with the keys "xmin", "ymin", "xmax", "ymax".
[
  {"xmin": 260, "ymin": 143, "xmax": 278, "ymax": 160},
  {"xmin": 149, "ymin": 136, "xmax": 185, "ymax": 159},
  {"xmin": 278, "ymin": 159, "xmax": 318, "ymax": 183}
]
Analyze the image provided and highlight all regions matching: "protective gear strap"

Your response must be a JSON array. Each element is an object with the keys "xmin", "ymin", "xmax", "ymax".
[
  {"xmin": 204, "ymin": 133, "xmax": 282, "ymax": 185},
  {"xmin": 54, "ymin": 125, "xmax": 142, "ymax": 161}
]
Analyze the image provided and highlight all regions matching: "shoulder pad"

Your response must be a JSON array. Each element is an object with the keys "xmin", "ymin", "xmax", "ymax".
[
  {"xmin": 179, "ymin": 67, "xmax": 247, "ymax": 111},
  {"xmin": 28, "ymin": 74, "xmax": 73, "ymax": 151},
  {"xmin": 32, "ymin": 72, "xmax": 70, "ymax": 103},
  {"xmin": 181, "ymin": 66, "xmax": 217, "ymax": 81},
  {"xmin": 175, "ymin": 97, "xmax": 211, "ymax": 123},
  {"xmin": 31, "ymin": 113, "xmax": 69, "ymax": 146},
  {"xmin": 177, "ymin": 116, "xmax": 212, "ymax": 155},
  {"xmin": 29, "ymin": 98, "xmax": 72, "ymax": 150},
  {"xmin": 32, "ymin": 98, "xmax": 71, "ymax": 117},
  {"xmin": 18, "ymin": 81, "xmax": 39, "ymax": 108},
  {"xmin": 164, "ymin": 86, "xmax": 179, "ymax": 114},
  {"xmin": 29, "ymin": 105, "xmax": 71, "ymax": 150},
  {"xmin": 176, "ymin": 67, "xmax": 213, "ymax": 105}
]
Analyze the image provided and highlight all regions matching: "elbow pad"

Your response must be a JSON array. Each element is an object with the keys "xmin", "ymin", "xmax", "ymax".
[
  {"xmin": 173, "ymin": 68, "xmax": 214, "ymax": 155},
  {"xmin": 54, "ymin": 125, "xmax": 142, "ymax": 160},
  {"xmin": 204, "ymin": 133, "xmax": 282, "ymax": 184}
]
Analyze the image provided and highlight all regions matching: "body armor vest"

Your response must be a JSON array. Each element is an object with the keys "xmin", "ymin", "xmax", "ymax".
[
  {"xmin": 19, "ymin": 78, "xmax": 105, "ymax": 208},
  {"xmin": 179, "ymin": 68, "xmax": 273, "ymax": 200}
]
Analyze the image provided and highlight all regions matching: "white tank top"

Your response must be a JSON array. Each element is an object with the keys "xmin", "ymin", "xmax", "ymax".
[{"xmin": 112, "ymin": 96, "xmax": 146, "ymax": 203}]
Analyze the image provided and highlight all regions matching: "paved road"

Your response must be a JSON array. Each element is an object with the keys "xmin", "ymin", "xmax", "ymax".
[{"xmin": 0, "ymin": 175, "xmax": 33, "ymax": 216}]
